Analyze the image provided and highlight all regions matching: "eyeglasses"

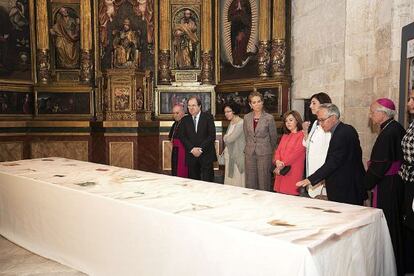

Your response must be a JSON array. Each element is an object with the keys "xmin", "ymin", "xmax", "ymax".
[{"xmin": 317, "ymin": 115, "xmax": 332, "ymax": 123}]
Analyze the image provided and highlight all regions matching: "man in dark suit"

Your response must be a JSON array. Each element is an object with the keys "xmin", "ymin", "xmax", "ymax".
[
  {"xmin": 179, "ymin": 96, "xmax": 217, "ymax": 182},
  {"xmin": 296, "ymin": 103, "xmax": 367, "ymax": 205}
]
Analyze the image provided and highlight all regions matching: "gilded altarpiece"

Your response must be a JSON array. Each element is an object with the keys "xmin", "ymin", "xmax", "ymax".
[
  {"xmin": 104, "ymin": 69, "xmax": 152, "ymax": 120},
  {"xmin": 95, "ymin": 0, "xmax": 155, "ymax": 122}
]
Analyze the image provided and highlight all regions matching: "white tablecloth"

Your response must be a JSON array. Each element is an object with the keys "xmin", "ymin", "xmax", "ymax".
[{"xmin": 0, "ymin": 158, "xmax": 396, "ymax": 276}]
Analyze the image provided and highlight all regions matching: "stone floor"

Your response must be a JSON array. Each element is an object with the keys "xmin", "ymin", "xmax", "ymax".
[{"xmin": 0, "ymin": 235, "xmax": 85, "ymax": 276}]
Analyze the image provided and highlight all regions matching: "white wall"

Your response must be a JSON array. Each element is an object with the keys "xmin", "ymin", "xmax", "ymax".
[{"xmin": 291, "ymin": 0, "xmax": 414, "ymax": 161}]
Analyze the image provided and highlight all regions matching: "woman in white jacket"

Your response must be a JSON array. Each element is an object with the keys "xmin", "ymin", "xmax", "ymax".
[{"xmin": 302, "ymin": 92, "xmax": 332, "ymax": 198}]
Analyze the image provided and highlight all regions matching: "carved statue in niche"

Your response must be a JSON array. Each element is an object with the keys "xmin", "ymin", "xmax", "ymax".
[
  {"xmin": 136, "ymin": 87, "xmax": 144, "ymax": 110},
  {"xmin": 173, "ymin": 9, "xmax": 199, "ymax": 69},
  {"xmin": 112, "ymin": 18, "xmax": 140, "ymax": 68},
  {"xmin": 50, "ymin": 7, "xmax": 80, "ymax": 69},
  {"xmin": 98, "ymin": 0, "xmax": 154, "ymax": 70}
]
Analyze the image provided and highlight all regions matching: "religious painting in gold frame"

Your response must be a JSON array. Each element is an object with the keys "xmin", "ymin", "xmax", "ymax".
[
  {"xmin": 0, "ymin": 0, "xmax": 36, "ymax": 84},
  {"xmin": 155, "ymin": 85, "xmax": 215, "ymax": 119},
  {"xmin": 215, "ymin": 83, "xmax": 282, "ymax": 119},
  {"xmin": 216, "ymin": 0, "xmax": 259, "ymax": 83},
  {"xmin": 0, "ymin": 84, "xmax": 33, "ymax": 119},
  {"xmin": 34, "ymin": 86, "xmax": 93, "ymax": 120}
]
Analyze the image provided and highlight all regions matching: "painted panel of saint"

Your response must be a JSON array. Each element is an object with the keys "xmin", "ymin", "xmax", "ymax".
[
  {"xmin": 160, "ymin": 92, "xmax": 210, "ymax": 114},
  {"xmin": 219, "ymin": 0, "xmax": 258, "ymax": 82},
  {"xmin": 37, "ymin": 92, "xmax": 90, "ymax": 115},
  {"xmin": 0, "ymin": 0, "xmax": 33, "ymax": 81},
  {"xmin": 216, "ymin": 88, "xmax": 279, "ymax": 116},
  {"xmin": 172, "ymin": 8, "xmax": 200, "ymax": 70},
  {"xmin": 50, "ymin": 6, "xmax": 80, "ymax": 69},
  {"xmin": 98, "ymin": 0, "xmax": 154, "ymax": 70},
  {"xmin": 0, "ymin": 91, "xmax": 32, "ymax": 115}
]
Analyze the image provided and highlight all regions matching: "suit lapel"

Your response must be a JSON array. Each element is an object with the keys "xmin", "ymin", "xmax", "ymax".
[{"xmin": 246, "ymin": 113, "xmax": 253, "ymax": 135}]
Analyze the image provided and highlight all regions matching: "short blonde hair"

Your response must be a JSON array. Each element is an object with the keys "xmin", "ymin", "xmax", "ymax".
[{"xmin": 248, "ymin": 91, "xmax": 263, "ymax": 103}]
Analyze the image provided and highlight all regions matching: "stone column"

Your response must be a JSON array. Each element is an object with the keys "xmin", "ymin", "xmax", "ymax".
[
  {"xmin": 36, "ymin": 0, "xmax": 50, "ymax": 83},
  {"xmin": 271, "ymin": 0, "xmax": 287, "ymax": 76},
  {"xmin": 258, "ymin": 0, "xmax": 271, "ymax": 77},
  {"xmin": 201, "ymin": 0, "xmax": 213, "ymax": 84},
  {"xmin": 158, "ymin": 0, "xmax": 171, "ymax": 84},
  {"xmin": 80, "ymin": 0, "xmax": 92, "ymax": 83}
]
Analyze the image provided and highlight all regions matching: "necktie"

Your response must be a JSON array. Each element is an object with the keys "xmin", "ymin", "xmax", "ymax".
[{"xmin": 193, "ymin": 116, "xmax": 197, "ymax": 132}]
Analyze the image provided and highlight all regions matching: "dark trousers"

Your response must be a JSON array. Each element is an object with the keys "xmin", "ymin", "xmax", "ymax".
[{"xmin": 188, "ymin": 159, "xmax": 214, "ymax": 182}]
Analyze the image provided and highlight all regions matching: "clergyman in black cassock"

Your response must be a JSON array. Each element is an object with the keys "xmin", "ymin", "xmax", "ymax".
[
  {"xmin": 365, "ymin": 99, "xmax": 406, "ymax": 276},
  {"xmin": 168, "ymin": 104, "xmax": 188, "ymax": 177}
]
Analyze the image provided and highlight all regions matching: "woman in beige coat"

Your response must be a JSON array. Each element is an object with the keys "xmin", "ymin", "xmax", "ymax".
[
  {"xmin": 223, "ymin": 103, "xmax": 245, "ymax": 187},
  {"xmin": 243, "ymin": 91, "xmax": 278, "ymax": 191}
]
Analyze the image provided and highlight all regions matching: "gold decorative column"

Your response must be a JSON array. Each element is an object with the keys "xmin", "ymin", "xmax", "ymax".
[
  {"xmin": 271, "ymin": 0, "xmax": 287, "ymax": 76},
  {"xmin": 80, "ymin": 0, "xmax": 92, "ymax": 83},
  {"xmin": 201, "ymin": 0, "xmax": 213, "ymax": 84},
  {"xmin": 158, "ymin": 0, "xmax": 171, "ymax": 84},
  {"xmin": 36, "ymin": 0, "xmax": 50, "ymax": 83},
  {"xmin": 258, "ymin": 0, "xmax": 271, "ymax": 77}
]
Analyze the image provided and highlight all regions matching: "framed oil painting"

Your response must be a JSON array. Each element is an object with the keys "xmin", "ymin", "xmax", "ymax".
[
  {"xmin": 0, "ymin": 0, "xmax": 35, "ymax": 83},
  {"xmin": 0, "ymin": 85, "xmax": 33, "ymax": 116},
  {"xmin": 156, "ymin": 86, "xmax": 215, "ymax": 119},
  {"xmin": 216, "ymin": 85, "xmax": 281, "ymax": 118},
  {"xmin": 217, "ymin": 0, "xmax": 259, "ymax": 83},
  {"xmin": 35, "ymin": 88, "xmax": 92, "ymax": 118},
  {"xmin": 96, "ymin": 0, "xmax": 155, "ymax": 71}
]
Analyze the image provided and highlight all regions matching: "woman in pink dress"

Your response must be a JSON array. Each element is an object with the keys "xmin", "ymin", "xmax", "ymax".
[{"xmin": 273, "ymin": 111, "xmax": 305, "ymax": 195}]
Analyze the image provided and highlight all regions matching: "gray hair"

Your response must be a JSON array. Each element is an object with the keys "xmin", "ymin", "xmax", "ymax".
[
  {"xmin": 375, "ymin": 105, "xmax": 396, "ymax": 118},
  {"xmin": 319, "ymin": 103, "xmax": 340, "ymax": 119}
]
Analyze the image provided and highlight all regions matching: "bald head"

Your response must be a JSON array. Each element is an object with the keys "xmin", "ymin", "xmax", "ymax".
[{"xmin": 172, "ymin": 104, "xmax": 185, "ymax": 122}]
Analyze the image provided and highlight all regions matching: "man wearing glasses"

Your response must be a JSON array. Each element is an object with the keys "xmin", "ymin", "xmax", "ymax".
[{"xmin": 296, "ymin": 103, "xmax": 367, "ymax": 205}]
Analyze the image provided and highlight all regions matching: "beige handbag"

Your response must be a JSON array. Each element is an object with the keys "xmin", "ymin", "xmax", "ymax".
[{"xmin": 313, "ymin": 181, "xmax": 328, "ymax": 201}]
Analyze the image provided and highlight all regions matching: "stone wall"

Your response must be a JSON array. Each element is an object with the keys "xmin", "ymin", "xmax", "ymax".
[{"xmin": 291, "ymin": 0, "xmax": 414, "ymax": 162}]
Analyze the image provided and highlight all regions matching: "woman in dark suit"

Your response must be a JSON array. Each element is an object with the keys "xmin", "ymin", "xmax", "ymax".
[{"xmin": 243, "ymin": 91, "xmax": 278, "ymax": 191}]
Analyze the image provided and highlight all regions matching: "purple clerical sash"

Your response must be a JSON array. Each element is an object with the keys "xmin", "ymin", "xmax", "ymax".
[
  {"xmin": 172, "ymin": 138, "xmax": 188, "ymax": 178},
  {"xmin": 368, "ymin": 160, "xmax": 402, "ymax": 208}
]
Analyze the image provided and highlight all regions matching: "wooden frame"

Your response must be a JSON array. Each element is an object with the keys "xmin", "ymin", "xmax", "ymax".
[
  {"xmin": 215, "ymin": 83, "xmax": 282, "ymax": 119},
  {"xmin": 155, "ymin": 85, "xmax": 215, "ymax": 119},
  {"xmin": 0, "ymin": 84, "xmax": 33, "ymax": 118},
  {"xmin": 0, "ymin": 0, "xmax": 36, "ymax": 84},
  {"xmin": 399, "ymin": 23, "xmax": 414, "ymax": 127},
  {"xmin": 215, "ymin": 0, "xmax": 259, "ymax": 84},
  {"xmin": 34, "ymin": 85, "xmax": 93, "ymax": 119}
]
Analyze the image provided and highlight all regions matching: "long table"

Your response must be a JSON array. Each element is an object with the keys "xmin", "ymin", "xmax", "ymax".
[{"xmin": 0, "ymin": 158, "xmax": 396, "ymax": 276}]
